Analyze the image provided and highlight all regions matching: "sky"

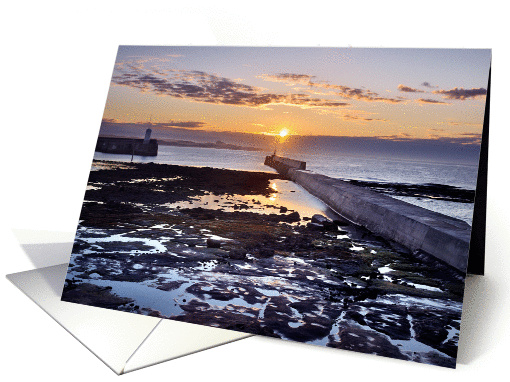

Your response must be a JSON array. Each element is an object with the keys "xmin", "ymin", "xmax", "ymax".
[{"xmin": 100, "ymin": 46, "xmax": 490, "ymax": 161}]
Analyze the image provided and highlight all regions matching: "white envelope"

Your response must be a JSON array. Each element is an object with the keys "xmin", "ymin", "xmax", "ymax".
[{"xmin": 6, "ymin": 230, "xmax": 251, "ymax": 375}]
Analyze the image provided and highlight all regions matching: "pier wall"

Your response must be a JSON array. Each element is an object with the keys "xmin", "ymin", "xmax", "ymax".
[
  {"xmin": 96, "ymin": 137, "xmax": 158, "ymax": 156},
  {"xmin": 264, "ymin": 155, "xmax": 306, "ymax": 176},
  {"xmin": 265, "ymin": 155, "xmax": 471, "ymax": 272}
]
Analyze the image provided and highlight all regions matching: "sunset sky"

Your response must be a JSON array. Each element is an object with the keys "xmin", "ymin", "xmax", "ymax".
[{"xmin": 101, "ymin": 46, "xmax": 490, "ymax": 146}]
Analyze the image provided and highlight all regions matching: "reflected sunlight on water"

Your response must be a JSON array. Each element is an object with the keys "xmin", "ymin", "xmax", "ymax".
[{"xmin": 94, "ymin": 144, "xmax": 475, "ymax": 224}]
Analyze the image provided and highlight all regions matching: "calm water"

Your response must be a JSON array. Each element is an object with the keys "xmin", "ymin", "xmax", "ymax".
[{"xmin": 93, "ymin": 145, "xmax": 477, "ymax": 224}]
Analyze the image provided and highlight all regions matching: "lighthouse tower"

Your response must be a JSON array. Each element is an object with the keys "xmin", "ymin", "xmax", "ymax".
[{"xmin": 143, "ymin": 128, "xmax": 152, "ymax": 144}]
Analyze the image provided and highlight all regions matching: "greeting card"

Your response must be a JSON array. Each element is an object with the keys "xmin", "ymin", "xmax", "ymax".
[{"xmin": 61, "ymin": 46, "xmax": 490, "ymax": 368}]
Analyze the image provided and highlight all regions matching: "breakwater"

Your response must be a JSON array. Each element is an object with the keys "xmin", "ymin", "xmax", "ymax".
[
  {"xmin": 96, "ymin": 136, "xmax": 158, "ymax": 156},
  {"xmin": 265, "ymin": 155, "xmax": 471, "ymax": 272}
]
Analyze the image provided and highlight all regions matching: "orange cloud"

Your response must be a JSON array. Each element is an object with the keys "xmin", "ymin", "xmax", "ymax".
[{"xmin": 398, "ymin": 84, "xmax": 425, "ymax": 93}]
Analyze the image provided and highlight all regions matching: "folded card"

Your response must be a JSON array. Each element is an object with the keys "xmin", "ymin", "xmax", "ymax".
[{"xmin": 61, "ymin": 46, "xmax": 491, "ymax": 368}]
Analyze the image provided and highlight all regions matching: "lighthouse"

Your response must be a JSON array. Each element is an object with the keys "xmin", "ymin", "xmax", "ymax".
[{"xmin": 143, "ymin": 128, "xmax": 152, "ymax": 144}]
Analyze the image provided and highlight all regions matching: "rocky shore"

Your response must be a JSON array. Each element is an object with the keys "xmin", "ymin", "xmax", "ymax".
[
  {"xmin": 62, "ymin": 160, "xmax": 466, "ymax": 368},
  {"xmin": 345, "ymin": 179, "xmax": 475, "ymax": 203}
]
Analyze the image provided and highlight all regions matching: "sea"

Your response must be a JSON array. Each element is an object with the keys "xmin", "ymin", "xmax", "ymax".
[{"xmin": 93, "ymin": 145, "xmax": 478, "ymax": 225}]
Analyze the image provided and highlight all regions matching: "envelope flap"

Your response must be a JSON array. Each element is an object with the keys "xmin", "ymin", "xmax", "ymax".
[
  {"xmin": 123, "ymin": 319, "xmax": 251, "ymax": 373},
  {"xmin": 7, "ymin": 264, "xmax": 161, "ymax": 374}
]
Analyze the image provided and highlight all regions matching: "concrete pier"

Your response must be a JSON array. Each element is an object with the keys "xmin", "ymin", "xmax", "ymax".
[
  {"xmin": 265, "ymin": 155, "xmax": 471, "ymax": 272},
  {"xmin": 264, "ymin": 155, "xmax": 306, "ymax": 172},
  {"xmin": 96, "ymin": 136, "xmax": 158, "ymax": 156}
]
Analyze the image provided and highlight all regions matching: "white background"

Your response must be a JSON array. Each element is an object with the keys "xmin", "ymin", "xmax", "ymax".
[{"xmin": 1, "ymin": 1, "xmax": 509, "ymax": 380}]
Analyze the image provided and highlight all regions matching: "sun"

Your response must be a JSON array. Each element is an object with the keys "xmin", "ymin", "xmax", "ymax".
[{"xmin": 279, "ymin": 128, "xmax": 289, "ymax": 138}]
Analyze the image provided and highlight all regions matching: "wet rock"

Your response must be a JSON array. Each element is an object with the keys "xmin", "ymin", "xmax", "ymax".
[
  {"xmin": 157, "ymin": 280, "xmax": 185, "ymax": 291},
  {"xmin": 174, "ymin": 302, "xmax": 281, "ymax": 338},
  {"xmin": 71, "ymin": 239, "xmax": 93, "ymax": 253},
  {"xmin": 311, "ymin": 214, "xmax": 337, "ymax": 231},
  {"xmin": 238, "ymin": 286, "xmax": 266, "ymax": 305},
  {"xmin": 91, "ymin": 240, "xmax": 155, "ymax": 253},
  {"xmin": 332, "ymin": 260, "xmax": 364, "ymax": 276},
  {"xmin": 185, "ymin": 283, "xmax": 237, "ymax": 301},
  {"xmin": 346, "ymin": 179, "xmax": 475, "ymax": 204},
  {"xmin": 229, "ymin": 249, "xmax": 247, "ymax": 260},
  {"xmin": 283, "ymin": 235, "xmax": 313, "ymax": 250},
  {"xmin": 328, "ymin": 326, "xmax": 408, "ymax": 360},
  {"xmin": 352, "ymin": 288, "xmax": 379, "ymax": 301},
  {"xmin": 179, "ymin": 299, "xmax": 211, "ymax": 312},
  {"xmin": 207, "ymin": 238, "xmax": 223, "ymax": 248},
  {"xmin": 263, "ymin": 296, "xmax": 293, "ymax": 318},
  {"xmin": 289, "ymin": 299, "xmax": 321, "ymax": 315},
  {"xmin": 344, "ymin": 310, "xmax": 367, "ymax": 326},
  {"xmin": 311, "ymin": 214, "xmax": 328, "ymax": 225},
  {"xmin": 257, "ymin": 248, "xmax": 274, "ymax": 258},
  {"xmin": 419, "ymin": 351, "xmax": 456, "ymax": 369},
  {"xmin": 312, "ymin": 240, "xmax": 328, "ymax": 248},
  {"xmin": 171, "ymin": 237, "xmax": 202, "ymax": 247},
  {"xmin": 61, "ymin": 282, "xmax": 133, "ymax": 309},
  {"xmin": 307, "ymin": 222, "xmax": 323, "ymax": 231},
  {"xmin": 369, "ymin": 279, "xmax": 444, "ymax": 299},
  {"xmin": 333, "ymin": 218, "xmax": 350, "ymax": 226},
  {"xmin": 408, "ymin": 309, "xmax": 451, "ymax": 356},
  {"xmin": 285, "ymin": 319, "xmax": 333, "ymax": 343},
  {"xmin": 144, "ymin": 308, "xmax": 165, "ymax": 318},
  {"xmin": 364, "ymin": 309, "xmax": 411, "ymax": 340},
  {"xmin": 287, "ymin": 211, "xmax": 301, "ymax": 222},
  {"xmin": 264, "ymin": 297, "xmax": 335, "ymax": 342},
  {"xmin": 437, "ymin": 338, "xmax": 459, "ymax": 359},
  {"xmin": 187, "ymin": 207, "xmax": 217, "ymax": 220}
]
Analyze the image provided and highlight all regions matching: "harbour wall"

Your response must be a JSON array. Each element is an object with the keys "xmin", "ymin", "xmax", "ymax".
[
  {"xmin": 264, "ymin": 155, "xmax": 306, "ymax": 175},
  {"xmin": 265, "ymin": 155, "xmax": 471, "ymax": 272},
  {"xmin": 96, "ymin": 137, "xmax": 158, "ymax": 156}
]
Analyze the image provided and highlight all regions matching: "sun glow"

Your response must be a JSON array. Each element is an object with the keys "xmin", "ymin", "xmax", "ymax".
[{"xmin": 279, "ymin": 128, "xmax": 289, "ymax": 138}]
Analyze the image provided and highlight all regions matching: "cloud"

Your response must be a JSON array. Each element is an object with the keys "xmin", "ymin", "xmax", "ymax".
[
  {"xmin": 397, "ymin": 84, "xmax": 425, "ymax": 93},
  {"xmin": 342, "ymin": 114, "xmax": 387, "ymax": 123},
  {"xmin": 101, "ymin": 118, "xmax": 207, "ymax": 130},
  {"xmin": 437, "ymin": 120, "xmax": 483, "ymax": 127},
  {"xmin": 155, "ymin": 121, "xmax": 207, "ymax": 129},
  {"xmin": 430, "ymin": 133, "xmax": 482, "ymax": 145},
  {"xmin": 101, "ymin": 117, "xmax": 119, "ymax": 124},
  {"xmin": 260, "ymin": 72, "xmax": 406, "ymax": 104},
  {"xmin": 374, "ymin": 133, "xmax": 481, "ymax": 145},
  {"xmin": 260, "ymin": 73, "xmax": 316, "ymax": 85},
  {"xmin": 112, "ymin": 67, "xmax": 350, "ymax": 109},
  {"xmin": 374, "ymin": 133, "xmax": 414, "ymax": 142},
  {"xmin": 432, "ymin": 87, "xmax": 487, "ymax": 100},
  {"xmin": 421, "ymin": 82, "xmax": 437, "ymax": 88},
  {"xmin": 416, "ymin": 98, "xmax": 449, "ymax": 105}
]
